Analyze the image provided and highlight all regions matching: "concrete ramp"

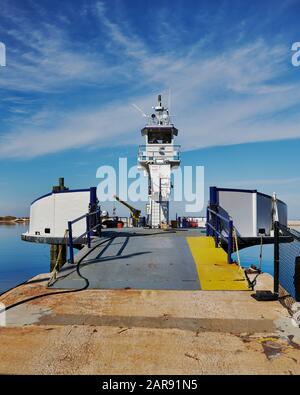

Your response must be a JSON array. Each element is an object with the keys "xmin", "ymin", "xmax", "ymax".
[{"xmin": 1, "ymin": 274, "xmax": 299, "ymax": 375}]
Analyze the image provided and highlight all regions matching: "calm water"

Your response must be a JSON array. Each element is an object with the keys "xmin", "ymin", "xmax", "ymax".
[
  {"xmin": 233, "ymin": 244, "xmax": 274, "ymax": 274},
  {"xmin": 235, "ymin": 226, "xmax": 300, "ymax": 275},
  {"xmin": 0, "ymin": 224, "xmax": 49, "ymax": 293},
  {"xmin": 0, "ymin": 223, "xmax": 278, "ymax": 294}
]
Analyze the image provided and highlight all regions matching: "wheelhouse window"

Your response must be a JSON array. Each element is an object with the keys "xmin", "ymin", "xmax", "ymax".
[{"xmin": 148, "ymin": 131, "xmax": 172, "ymax": 144}]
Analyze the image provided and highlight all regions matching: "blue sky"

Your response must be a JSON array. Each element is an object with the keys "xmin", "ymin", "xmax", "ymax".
[{"xmin": 1, "ymin": 0, "xmax": 300, "ymax": 218}]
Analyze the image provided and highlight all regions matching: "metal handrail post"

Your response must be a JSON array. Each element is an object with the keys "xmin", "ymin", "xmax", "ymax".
[
  {"xmin": 97, "ymin": 209, "xmax": 102, "ymax": 236},
  {"xmin": 227, "ymin": 220, "xmax": 233, "ymax": 263},
  {"xmin": 68, "ymin": 221, "xmax": 74, "ymax": 264},
  {"xmin": 206, "ymin": 207, "xmax": 210, "ymax": 236},
  {"xmin": 86, "ymin": 214, "xmax": 91, "ymax": 248},
  {"xmin": 215, "ymin": 216, "xmax": 219, "ymax": 247},
  {"xmin": 274, "ymin": 221, "xmax": 279, "ymax": 297}
]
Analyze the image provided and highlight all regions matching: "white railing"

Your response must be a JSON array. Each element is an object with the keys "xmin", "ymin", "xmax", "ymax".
[{"xmin": 138, "ymin": 144, "xmax": 180, "ymax": 162}]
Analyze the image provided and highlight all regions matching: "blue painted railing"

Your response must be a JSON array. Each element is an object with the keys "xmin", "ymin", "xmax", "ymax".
[
  {"xmin": 206, "ymin": 207, "xmax": 233, "ymax": 263},
  {"xmin": 67, "ymin": 208, "xmax": 102, "ymax": 265}
]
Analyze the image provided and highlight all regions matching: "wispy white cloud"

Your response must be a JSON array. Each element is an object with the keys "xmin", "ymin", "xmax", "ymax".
[
  {"xmin": 0, "ymin": 0, "xmax": 299, "ymax": 158},
  {"xmin": 0, "ymin": 28, "xmax": 115, "ymax": 93},
  {"xmin": 0, "ymin": 102, "xmax": 141, "ymax": 158},
  {"xmin": 0, "ymin": 2, "xmax": 127, "ymax": 93}
]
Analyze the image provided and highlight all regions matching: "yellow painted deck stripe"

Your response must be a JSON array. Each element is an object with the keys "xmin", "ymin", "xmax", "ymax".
[{"xmin": 187, "ymin": 236, "xmax": 249, "ymax": 291}]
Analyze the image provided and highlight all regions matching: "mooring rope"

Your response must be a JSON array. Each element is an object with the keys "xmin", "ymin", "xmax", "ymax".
[{"xmin": 47, "ymin": 230, "xmax": 69, "ymax": 287}]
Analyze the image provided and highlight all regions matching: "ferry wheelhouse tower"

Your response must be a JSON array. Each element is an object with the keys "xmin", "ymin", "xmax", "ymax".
[{"xmin": 138, "ymin": 95, "xmax": 181, "ymax": 228}]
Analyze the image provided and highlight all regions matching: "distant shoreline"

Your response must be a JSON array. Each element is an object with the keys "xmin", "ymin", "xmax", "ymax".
[
  {"xmin": 288, "ymin": 220, "xmax": 300, "ymax": 226},
  {"xmin": 0, "ymin": 216, "xmax": 29, "ymax": 224}
]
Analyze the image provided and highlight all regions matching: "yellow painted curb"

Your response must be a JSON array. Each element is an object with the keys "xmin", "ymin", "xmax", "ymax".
[{"xmin": 187, "ymin": 236, "xmax": 249, "ymax": 291}]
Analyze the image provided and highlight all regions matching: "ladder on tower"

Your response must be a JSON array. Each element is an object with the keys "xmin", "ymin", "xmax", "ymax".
[{"xmin": 151, "ymin": 200, "xmax": 161, "ymax": 228}]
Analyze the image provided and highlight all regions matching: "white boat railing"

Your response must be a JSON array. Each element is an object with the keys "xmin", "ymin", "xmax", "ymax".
[{"xmin": 138, "ymin": 144, "xmax": 180, "ymax": 162}]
